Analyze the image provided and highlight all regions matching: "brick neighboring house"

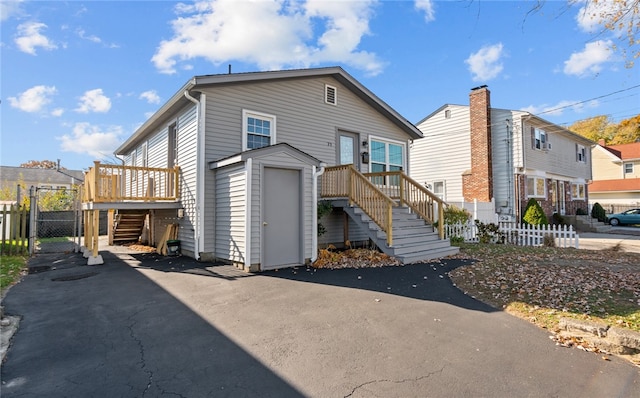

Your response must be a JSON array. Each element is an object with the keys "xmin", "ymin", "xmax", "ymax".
[
  {"xmin": 588, "ymin": 140, "xmax": 640, "ymax": 209},
  {"xmin": 410, "ymin": 86, "xmax": 594, "ymax": 223}
]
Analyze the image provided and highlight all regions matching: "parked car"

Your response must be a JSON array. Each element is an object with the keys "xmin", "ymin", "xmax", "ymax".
[{"xmin": 607, "ymin": 209, "xmax": 640, "ymax": 226}]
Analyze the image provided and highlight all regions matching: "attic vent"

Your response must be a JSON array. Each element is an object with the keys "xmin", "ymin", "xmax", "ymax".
[{"xmin": 325, "ymin": 84, "xmax": 337, "ymax": 105}]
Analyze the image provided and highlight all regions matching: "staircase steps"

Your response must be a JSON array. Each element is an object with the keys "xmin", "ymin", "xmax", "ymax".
[
  {"xmin": 335, "ymin": 200, "xmax": 459, "ymax": 264},
  {"xmin": 570, "ymin": 215, "xmax": 612, "ymax": 233},
  {"xmin": 113, "ymin": 211, "xmax": 147, "ymax": 243}
]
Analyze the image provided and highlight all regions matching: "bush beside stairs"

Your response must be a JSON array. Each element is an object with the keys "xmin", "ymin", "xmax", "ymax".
[{"xmin": 334, "ymin": 200, "xmax": 459, "ymax": 264}]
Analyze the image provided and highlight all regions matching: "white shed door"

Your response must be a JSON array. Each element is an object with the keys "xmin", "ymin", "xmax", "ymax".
[{"xmin": 263, "ymin": 167, "xmax": 301, "ymax": 270}]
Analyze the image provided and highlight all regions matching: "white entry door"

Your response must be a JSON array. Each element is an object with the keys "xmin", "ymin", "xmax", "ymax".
[{"xmin": 263, "ymin": 167, "xmax": 301, "ymax": 270}]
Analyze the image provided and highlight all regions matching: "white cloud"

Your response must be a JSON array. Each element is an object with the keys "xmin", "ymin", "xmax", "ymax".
[
  {"xmin": 8, "ymin": 85, "xmax": 57, "ymax": 113},
  {"xmin": 465, "ymin": 43, "xmax": 505, "ymax": 82},
  {"xmin": 75, "ymin": 89, "xmax": 112, "ymax": 113},
  {"xmin": 1, "ymin": 0, "xmax": 25, "ymax": 21},
  {"xmin": 51, "ymin": 108, "xmax": 65, "ymax": 117},
  {"xmin": 14, "ymin": 22, "xmax": 58, "ymax": 55},
  {"xmin": 575, "ymin": 0, "xmax": 629, "ymax": 34},
  {"xmin": 139, "ymin": 90, "xmax": 161, "ymax": 104},
  {"xmin": 58, "ymin": 123, "xmax": 124, "ymax": 159},
  {"xmin": 414, "ymin": 0, "xmax": 435, "ymax": 22},
  {"xmin": 152, "ymin": 0, "xmax": 384, "ymax": 76},
  {"xmin": 76, "ymin": 28, "xmax": 102, "ymax": 44},
  {"xmin": 563, "ymin": 40, "xmax": 613, "ymax": 77}
]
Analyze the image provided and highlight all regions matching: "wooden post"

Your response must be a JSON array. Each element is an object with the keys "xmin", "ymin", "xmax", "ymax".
[
  {"xmin": 108, "ymin": 209, "xmax": 115, "ymax": 245},
  {"xmin": 92, "ymin": 210, "xmax": 99, "ymax": 258},
  {"xmin": 386, "ymin": 204, "xmax": 393, "ymax": 246}
]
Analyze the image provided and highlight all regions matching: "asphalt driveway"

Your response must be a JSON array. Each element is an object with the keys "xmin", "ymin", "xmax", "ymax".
[{"xmin": 1, "ymin": 249, "xmax": 639, "ymax": 397}]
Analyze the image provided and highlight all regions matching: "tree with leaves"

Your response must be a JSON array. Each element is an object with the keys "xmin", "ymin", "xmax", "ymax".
[{"xmin": 570, "ymin": 114, "xmax": 640, "ymax": 144}]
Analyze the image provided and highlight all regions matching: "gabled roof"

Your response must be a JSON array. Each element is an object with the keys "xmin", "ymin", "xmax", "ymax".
[
  {"xmin": 117, "ymin": 66, "xmax": 422, "ymax": 154},
  {"xmin": 0, "ymin": 166, "xmax": 84, "ymax": 186},
  {"xmin": 209, "ymin": 143, "xmax": 321, "ymax": 169},
  {"xmin": 603, "ymin": 142, "xmax": 640, "ymax": 161}
]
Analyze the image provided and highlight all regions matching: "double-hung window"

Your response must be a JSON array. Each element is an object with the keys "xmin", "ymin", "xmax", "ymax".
[
  {"xmin": 531, "ymin": 127, "xmax": 547, "ymax": 150},
  {"xmin": 576, "ymin": 144, "xmax": 586, "ymax": 163},
  {"xmin": 624, "ymin": 163, "xmax": 634, "ymax": 174},
  {"xmin": 243, "ymin": 110, "xmax": 276, "ymax": 150}
]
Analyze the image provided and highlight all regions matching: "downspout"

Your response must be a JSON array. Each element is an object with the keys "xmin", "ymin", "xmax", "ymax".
[
  {"xmin": 311, "ymin": 162, "xmax": 327, "ymax": 263},
  {"xmin": 245, "ymin": 158, "xmax": 252, "ymax": 270},
  {"xmin": 184, "ymin": 90, "xmax": 202, "ymax": 260}
]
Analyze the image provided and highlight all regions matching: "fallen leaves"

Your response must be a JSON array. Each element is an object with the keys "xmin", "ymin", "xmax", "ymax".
[
  {"xmin": 312, "ymin": 247, "xmax": 400, "ymax": 269},
  {"xmin": 449, "ymin": 244, "xmax": 640, "ymax": 332}
]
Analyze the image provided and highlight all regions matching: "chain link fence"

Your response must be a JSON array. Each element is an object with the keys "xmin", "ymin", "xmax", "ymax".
[{"xmin": 31, "ymin": 186, "xmax": 82, "ymax": 254}]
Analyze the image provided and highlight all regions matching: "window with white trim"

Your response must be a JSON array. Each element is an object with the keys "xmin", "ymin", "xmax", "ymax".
[
  {"xmin": 432, "ymin": 181, "xmax": 445, "ymax": 200},
  {"xmin": 531, "ymin": 127, "xmax": 548, "ymax": 150},
  {"xmin": 571, "ymin": 183, "xmax": 585, "ymax": 200},
  {"xmin": 526, "ymin": 176, "xmax": 546, "ymax": 198},
  {"xmin": 243, "ymin": 110, "xmax": 276, "ymax": 150},
  {"xmin": 624, "ymin": 163, "xmax": 633, "ymax": 174},
  {"xmin": 370, "ymin": 138, "xmax": 405, "ymax": 187},
  {"xmin": 576, "ymin": 144, "xmax": 586, "ymax": 163}
]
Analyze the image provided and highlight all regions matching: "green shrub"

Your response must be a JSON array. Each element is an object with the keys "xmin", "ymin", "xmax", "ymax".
[
  {"xmin": 551, "ymin": 212, "xmax": 565, "ymax": 225},
  {"xmin": 317, "ymin": 201, "xmax": 333, "ymax": 236},
  {"xmin": 576, "ymin": 208, "xmax": 587, "ymax": 215},
  {"xmin": 591, "ymin": 202, "xmax": 607, "ymax": 223},
  {"xmin": 435, "ymin": 205, "xmax": 471, "ymax": 227},
  {"xmin": 475, "ymin": 220, "xmax": 505, "ymax": 244},
  {"xmin": 522, "ymin": 198, "xmax": 548, "ymax": 225}
]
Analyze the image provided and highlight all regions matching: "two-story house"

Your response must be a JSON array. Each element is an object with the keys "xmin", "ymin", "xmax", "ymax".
[
  {"xmin": 589, "ymin": 140, "xmax": 640, "ymax": 210},
  {"xmin": 81, "ymin": 67, "xmax": 457, "ymax": 270},
  {"xmin": 410, "ymin": 86, "xmax": 594, "ymax": 223}
]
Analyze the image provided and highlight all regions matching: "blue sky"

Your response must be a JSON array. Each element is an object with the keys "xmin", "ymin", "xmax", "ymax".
[{"xmin": 2, "ymin": 0, "xmax": 639, "ymax": 171}]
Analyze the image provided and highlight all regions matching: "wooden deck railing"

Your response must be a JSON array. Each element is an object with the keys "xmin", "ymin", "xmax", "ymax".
[
  {"xmin": 320, "ymin": 165, "xmax": 446, "ymax": 242},
  {"xmin": 320, "ymin": 165, "xmax": 396, "ymax": 245},
  {"xmin": 364, "ymin": 171, "xmax": 445, "ymax": 239},
  {"xmin": 83, "ymin": 161, "xmax": 180, "ymax": 203}
]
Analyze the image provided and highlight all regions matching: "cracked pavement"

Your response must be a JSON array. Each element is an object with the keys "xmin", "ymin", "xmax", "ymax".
[{"xmin": 1, "ymin": 249, "xmax": 639, "ymax": 397}]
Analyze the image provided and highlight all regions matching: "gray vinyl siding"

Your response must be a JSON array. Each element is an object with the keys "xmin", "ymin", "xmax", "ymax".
[
  {"xmin": 215, "ymin": 165, "xmax": 246, "ymax": 263},
  {"xmin": 174, "ymin": 104, "xmax": 199, "ymax": 255},
  {"xmin": 200, "ymin": 76, "xmax": 411, "ymax": 170},
  {"xmin": 521, "ymin": 119, "xmax": 592, "ymax": 180},
  {"xmin": 490, "ymin": 109, "xmax": 514, "ymax": 210},
  {"xmin": 249, "ymin": 151, "xmax": 315, "ymax": 265},
  {"xmin": 410, "ymin": 105, "xmax": 471, "ymax": 202}
]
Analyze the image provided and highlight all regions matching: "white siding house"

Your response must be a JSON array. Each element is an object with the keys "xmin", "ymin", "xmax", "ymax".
[{"xmin": 410, "ymin": 86, "xmax": 594, "ymax": 223}]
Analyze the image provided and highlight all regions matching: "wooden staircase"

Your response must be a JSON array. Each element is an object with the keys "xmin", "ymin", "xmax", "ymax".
[
  {"xmin": 113, "ymin": 210, "xmax": 148, "ymax": 243},
  {"xmin": 336, "ymin": 200, "xmax": 459, "ymax": 263},
  {"xmin": 321, "ymin": 165, "xmax": 459, "ymax": 264}
]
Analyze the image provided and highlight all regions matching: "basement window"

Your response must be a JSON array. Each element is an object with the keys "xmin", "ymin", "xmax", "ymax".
[{"xmin": 325, "ymin": 84, "xmax": 337, "ymax": 105}]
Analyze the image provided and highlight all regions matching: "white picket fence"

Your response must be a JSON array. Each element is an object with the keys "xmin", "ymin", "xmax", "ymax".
[{"xmin": 445, "ymin": 221, "xmax": 579, "ymax": 248}]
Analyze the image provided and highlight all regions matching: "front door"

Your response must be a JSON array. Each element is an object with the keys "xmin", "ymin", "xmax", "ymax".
[
  {"xmin": 263, "ymin": 167, "xmax": 301, "ymax": 270},
  {"xmin": 338, "ymin": 131, "xmax": 358, "ymax": 169},
  {"xmin": 558, "ymin": 181, "xmax": 566, "ymax": 215}
]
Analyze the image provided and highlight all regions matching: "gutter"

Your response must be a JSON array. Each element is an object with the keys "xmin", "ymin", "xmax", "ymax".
[
  {"xmin": 183, "ymin": 90, "xmax": 202, "ymax": 260},
  {"xmin": 311, "ymin": 162, "xmax": 327, "ymax": 263}
]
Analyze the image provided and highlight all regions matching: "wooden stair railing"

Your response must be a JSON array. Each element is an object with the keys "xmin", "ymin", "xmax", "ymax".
[
  {"xmin": 320, "ymin": 165, "xmax": 447, "ymax": 243},
  {"xmin": 364, "ymin": 171, "xmax": 445, "ymax": 239},
  {"xmin": 321, "ymin": 165, "xmax": 396, "ymax": 246}
]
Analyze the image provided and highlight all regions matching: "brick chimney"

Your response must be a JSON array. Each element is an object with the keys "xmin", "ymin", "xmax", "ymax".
[
  {"xmin": 598, "ymin": 138, "xmax": 606, "ymax": 146},
  {"xmin": 463, "ymin": 85, "xmax": 493, "ymax": 202}
]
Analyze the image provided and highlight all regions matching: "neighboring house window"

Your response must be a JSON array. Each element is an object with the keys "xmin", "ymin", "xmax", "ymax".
[
  {"xmin": 531, "ymin": 127, "xmax": 548, "ymax": 150},
  {"xmin": 527, "ymin": 176, "xmax": 546, "ymax": 198},
  {"xmin": 243, "ymin": 110, "xmax": 276, "ymax": 150},
  {"xmin": 432, "ymin": 181, "xmax": 445, "ymax": 200},
  {"xmin": 325, "ymin": 84, "xmax": 337, "ymax": 105},
  {"xmin": 571, "ymin": 183, "xmax": 585, "ymax": 200},
  {"xmin": 576, "ymin": 144, "xmax": 586, "ymax": 163},
  {"xmin": 444, "ymin": 110, "xmax": 451, "ymax": 119},
  {"xmin": 624, "ymin": 163, "xmax": 633, "ymax": 174}
]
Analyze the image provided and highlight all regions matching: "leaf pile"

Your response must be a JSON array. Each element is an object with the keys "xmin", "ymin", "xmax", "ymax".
[
  {"xmin": 312, "ymin": 246, "xmax": 400, "ymax": 269},
  {"xmin": 449, "ymin": 244, "xmax": 640, "ymax": 332}
]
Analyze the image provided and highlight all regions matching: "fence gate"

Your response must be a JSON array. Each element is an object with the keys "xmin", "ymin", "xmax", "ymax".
[{"xmin": 30, "ymin": 186, "xmax": 82, "ymax": 254}]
